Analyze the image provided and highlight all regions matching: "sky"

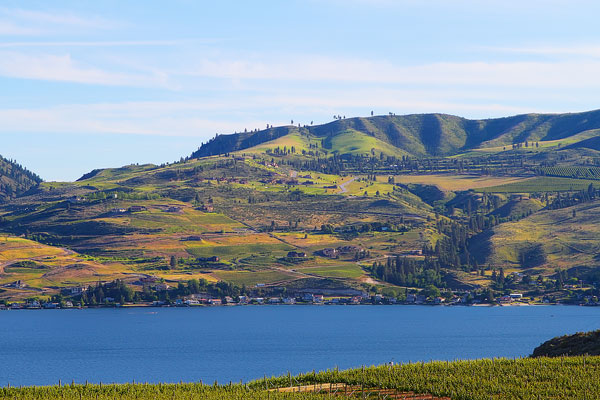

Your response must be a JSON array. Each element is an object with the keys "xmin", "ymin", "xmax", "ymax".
[{"xmin": 2, "ymin": 0, "xmax": 600, "ymax": 181}]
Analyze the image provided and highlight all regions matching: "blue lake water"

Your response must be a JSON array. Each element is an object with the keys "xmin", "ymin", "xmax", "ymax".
[{"xmin": 1, "ymin": 305, "xmax": 599, "ymax": 387}]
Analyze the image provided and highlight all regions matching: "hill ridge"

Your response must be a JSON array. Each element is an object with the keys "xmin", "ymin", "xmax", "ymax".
[{"xmin": 192, "ymin": 109, "xmax": 600, "ymax": 158}]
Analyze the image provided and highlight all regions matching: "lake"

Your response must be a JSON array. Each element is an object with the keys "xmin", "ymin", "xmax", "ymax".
[{"xmin": 1, "ymin": 305, "xmax": 599, "ymax": 387}]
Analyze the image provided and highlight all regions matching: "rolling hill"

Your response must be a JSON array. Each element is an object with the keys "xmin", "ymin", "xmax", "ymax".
[{"xmin": 193, "ymin": 110, "xmax": 600, "ymax": 158}]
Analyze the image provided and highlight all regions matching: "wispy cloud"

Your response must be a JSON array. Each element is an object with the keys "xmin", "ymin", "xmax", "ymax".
[
  {"xmin": 0, "ymin": 40, "xmax": 182, "ymax": 48},
  {"xmin": 0, "ymin": 8, "xmax": 118, "ymax": 30},
  {"xmin": 486, "ymin": 45, "xmax": 600, "ymax": 58},
  {"xmin": 186, "ymin": 55, "xmax": 600, "ymax": 89},
  {"xmin": 0, "ymin": 51, "xmax": 172, "ymax": 87},
  {"xmin": 0, "ymin": 20, "xmax": 40, "ymax": 35}
]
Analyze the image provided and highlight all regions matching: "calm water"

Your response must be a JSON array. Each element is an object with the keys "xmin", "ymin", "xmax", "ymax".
[{"xmin": 1, "ymin": 305, "xmax": 599, "ymax": 387}]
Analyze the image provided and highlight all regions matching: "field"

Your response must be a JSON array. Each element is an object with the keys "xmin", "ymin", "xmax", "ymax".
[
  {"xmin": 0, "ymin": 236, "xmax": 135, "ymax": 299},
  {"xmin": 381, "ymin": 174, "xmax": 531, "ymax": 192},
  {"xmin": 479, "ymin": 176, "xmax": 600, "ymax": 193},
  {"xmin": 4, "ymin": 356, "xmax": 600, "ymax": 399}
]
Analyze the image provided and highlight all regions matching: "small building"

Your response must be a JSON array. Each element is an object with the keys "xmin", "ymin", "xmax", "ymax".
[
  {"xmin": 302, "ymin": 293, "xmax": 314, "ymax": 302},
  {"xmin": 238, "ymin": 296, "xmax": 249, "ymax": 304},
  {"xmin": 64, "ymin": 301, "xmax": 74, "ymax": 308},
  {"xmin": 509, "ymin": 293, "xmax": 523, "ymax": 299},
  {"xmin": 313, "ymin": 294, "xmax": 324, "ymax": 303},
  {"xmin": 208, "ymin": 298, "xmax": 222, "ymax": 306},
  {"xmin": 200, "ymin": 204, "xmax": 214, "ymax": 213},
  {"xmin": 498, "ymin": 295, "xmax": 512, "ymax": 304},
  {"xmin": 224, "ymin": 296, "xmax": 235, "ymax": 304},
  {"xmin": 320, "ymin": 248, "xmax": 339, "ymax": 258},
  {"xmin": 283, "ymin": 297, "xmax": 296, "ymax": 305},
  {"xmin": 268, "ymin": 297, "xmax": 281, "ymax": 304},
  {"xmin": 154, "ymin": 283, "xmax": 170, "ymax": 291},
  {"xmin": 351, "ymin": 296, "xmax": 362, "ymax": 305},
  {"xmin": 128, "ymin": 206, "xmax": 147, "ymax": 213},
  {"xmin": 70, "ymin": 286, "xmax": 87, "ymax": 295}
]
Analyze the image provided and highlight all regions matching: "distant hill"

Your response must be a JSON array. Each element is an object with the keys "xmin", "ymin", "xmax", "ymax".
[
  {"xmin": 0, "ymin": 155, "xmax": 41, "ymax": 201},
  {"xmin": 192, "ymin": 110, "xmax": 600, "ymax": 158},
  {"xmin": 532, "ymin": 330, "xmax": 600, "ymax": 357}
]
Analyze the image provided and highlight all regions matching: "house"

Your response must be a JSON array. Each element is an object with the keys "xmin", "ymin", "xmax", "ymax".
[
  {"xmin": 154, "ymin": 283, "xmax": 170, "ymax": 291},
  {"xmin": 185, "ymin": 299, "xmax": 200, "ymax": 306},
  {"xmin": 26, "ymin": 300, "xmax": 41, "ymax": 309},
  {"xmin": 111, "ymin": 208, "xmax": 127, "ymax": 214},
  {"xmin": 255, "ymin": 283, "xmax": 266, "ymax": 288},
  {"xmin": 224, "ymin": 296, "xmax": 235, "ymax": 304},
  {"xmin": 302, "ymin": 293, "xmax": 314, "ymax": 302},
  {"xmin": 350, "ymin": 296, "xmax": 362, "ymax": 305},
  {"xmin": 268, "ymin": 297, "xmax": 281, "ymax": 304},
  {"xmin": 434, "ymin": 297, "xmax": 445, "ymax": 304},
  {"xmin": 64, "ymin": 301, "xmax": 73, "ymax": 308},
  {"xmin": 128, "ymin": 206, "xmax": 147, "ymax": 213},
  {"xmin": 200, "ymin": 204, "xmax": 214, "ymax": 212},
  {"xmin": 43, "ymin": 302, "xmax": 58, "ymax": 309},
  {"xmin": 320, "ymin": 248, "xmax": 339, "ymax": 258},
  {"xmin": 313, "ymin": 294, "xmax": 324, "ymax": 303},
  {"xmin": 283, "ymin": 297, "xmax": 296, "ymax": 305},
  {"xmin": 498, "ymin": 295, "xmax": 512, "ymax": 304},
  {"xmin": 70, "ymin": 286, "xmax": 87, "ymax": 295},
  {"xmin": 406, "ymin": 294, "xmax": 417, "ymax": 303},
  {"xmin": 251, "ymin": 297, "xmax": 265, "ymax": 304},
  {"xmin": 238, "ymin": 296, "xmax": 249, "ymax": 304},
  {"xmin": 208, "ymin": 298, "xmax": 222, "ymax": 305},
  {"xmin": 509, "ymin": 293, "xmax": 523, "ymax": 299},
  {"xmin": 337, "ymin": 245, "xmax": 362, "ymax": 254}
]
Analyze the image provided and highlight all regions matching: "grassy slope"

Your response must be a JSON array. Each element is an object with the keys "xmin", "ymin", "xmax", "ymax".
[
  {"xmin": 194, "ymin": 110, "xmax": 600, "ymax": 158},
  {"xmin": 474, "ymin": 199, "xmax": 600, "ymax": 271}
]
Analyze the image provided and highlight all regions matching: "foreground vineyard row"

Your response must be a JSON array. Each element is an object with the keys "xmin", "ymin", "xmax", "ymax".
[{"xmin": 2, "ymin": 356, "xmax": 600, "ymax": 399}]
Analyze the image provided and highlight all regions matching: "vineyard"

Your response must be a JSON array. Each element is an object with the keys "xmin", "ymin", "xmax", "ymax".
[
  {"xmin": 3, "ymin": 356, "xmax": 600, "ymax": 399},
  {"xmin": 538, "ymin": 166, "xmax": 600, "ymax": 180}
]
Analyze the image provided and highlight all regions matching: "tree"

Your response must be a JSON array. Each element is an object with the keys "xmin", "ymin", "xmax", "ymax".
[{"xmin": 420, "ymin": 284, "xmax": 440, "ymax": 299}]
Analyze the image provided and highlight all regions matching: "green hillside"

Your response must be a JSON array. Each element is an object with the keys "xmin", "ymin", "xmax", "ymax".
[{"xmin": 193, "ymin": 110, "xmax": 600, "ymax": 158}]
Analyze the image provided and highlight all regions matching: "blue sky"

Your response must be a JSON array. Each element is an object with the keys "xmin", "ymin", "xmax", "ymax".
[{"xmin": 2, "ymin": 0, "xmax": 600, "ymax": 180}]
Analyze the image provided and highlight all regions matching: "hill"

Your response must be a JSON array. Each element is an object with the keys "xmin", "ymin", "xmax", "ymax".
[
  {"xmin": 0, "ymin": 155, "xmax": 41, "ymax": 202},
  {"xmin": 193, "ymin": 110, "xmax": 600, "ymax": 158},
  {"xmin": 5, "ymin": 109, "xmax": 600, "ymax": 303},
  {"xmin": 532, "ymin": 330, "xmax": 600, "ymax": 357}
]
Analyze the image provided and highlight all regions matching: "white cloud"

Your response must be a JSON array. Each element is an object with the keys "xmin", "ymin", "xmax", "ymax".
[
  {"xmin": 0, "ymin": 51, "xmax": 172, "ymax": 87},
  {"xmin": 186, "ymin": 55, "xmax": 600, "ymax": 89}
]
